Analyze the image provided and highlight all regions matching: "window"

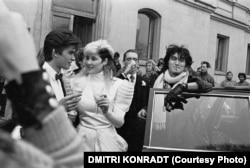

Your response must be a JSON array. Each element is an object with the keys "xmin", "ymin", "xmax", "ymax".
[
  {"xmin": 53, "ymin": 0, "xmax": 96, "ymax": 14},
  {"xmin": 52, "ymin": 13, "xmax": 94, "ymax": 47},
  {"xmin": 136, "ymin": 9, "xmax": 161, "ymax": 61},
  {"xmin": 73, "ymin": 16, "xmax": 94, "ymax": 47},
  {"xmin": 246, "ymin": 45, "xmax": 250, "ymax": 75},
  {"xmin": 52, "ymin": 0, "xmax": 98, "ymax": 47},
  {"xmin": 215, "ymin": 35, "xmax": 229, "ymax": 72},
  {"xmin": 52, "ymin": 12, "xmax": 71, "ymax": 30}
]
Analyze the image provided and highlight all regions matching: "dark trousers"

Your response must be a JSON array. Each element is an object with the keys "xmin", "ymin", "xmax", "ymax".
[{"xmin": 117, "ymin": 116, "xmax": 146, "ymax": 152}]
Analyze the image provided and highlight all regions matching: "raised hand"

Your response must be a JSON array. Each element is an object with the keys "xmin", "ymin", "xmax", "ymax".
[
  {"xmin": 96, "ymin": 95, "xmax": 110, "ymax": 114},
  {"xmin": 124, "ymin": 60, "xmax": 137, "ymax": 75}
]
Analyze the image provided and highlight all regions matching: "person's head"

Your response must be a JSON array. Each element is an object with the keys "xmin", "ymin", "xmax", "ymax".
[
  {"xmin": 75, "ymin": 47, "xmax": 85, "ymax": 70},
  {"xmin": 83, "ymin": 39, "xmax": 115, "ymax": 78},
  {"xmin": 238, "ymin": 72, "xmax": 246, "ymax": 83},
  {"xmin": 157, "ymin": 58, "xmax": 165, "ymax": 72},
  {"xmin": 123, "ymin": 49, "xmax": 138, "ymax": 67},
  {"xmin": 43, "ymin": 29, "xmax": 79, "ymax": 70},
  {"xmin": 114, "ymin": 52, "xmax": 120, "ymax": 62},
  {"xmin": 201, "ymin": 61, "xmax": 211, "ymax": 73},
  {"xmin": 226, "ymin": 71, "xmax": 233, "ymax": 81},
  {"xmin": 162, "ymin": 44, "xmax": 193, "ymax": 77},
  {"xmin": 146, "ymin": 59, "xmax": 157, "ymax": 73}
]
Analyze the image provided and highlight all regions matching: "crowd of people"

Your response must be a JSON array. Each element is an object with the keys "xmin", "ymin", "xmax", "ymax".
[
  {"xmin": 114, "ymin": 52, "xmax": 250, "ymax": 92},
  {"xmin": 197, "ymin": 61, "xmax": 250, "ymax": 87},
  {"xmin": 0, "ymin": 0, "xmax": 247, "ymax": 167}
]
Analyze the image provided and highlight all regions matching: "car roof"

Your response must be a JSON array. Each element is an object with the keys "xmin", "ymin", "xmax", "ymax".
[{"xmin": 210, "ymin": 86, "xmax": 250, "ymax": 95}]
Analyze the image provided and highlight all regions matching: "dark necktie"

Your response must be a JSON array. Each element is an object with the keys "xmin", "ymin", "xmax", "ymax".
[
  {"xmin": 55, "ymin": 73, "xmax": 66, "ymax": 96},
  {"xmin": 130, "ymin": 75, "xmax": 135, "ymax": 83}
]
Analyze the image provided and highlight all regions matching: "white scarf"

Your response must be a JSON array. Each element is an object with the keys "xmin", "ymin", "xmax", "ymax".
[{"xmin": 153, "ymin": 70, "xmax": 189, "ymax": 130}]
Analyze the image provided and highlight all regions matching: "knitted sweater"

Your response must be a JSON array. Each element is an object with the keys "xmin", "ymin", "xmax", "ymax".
[{"xmin": 0, "ymin": 106, "xmax": 84, "ymax": 168}]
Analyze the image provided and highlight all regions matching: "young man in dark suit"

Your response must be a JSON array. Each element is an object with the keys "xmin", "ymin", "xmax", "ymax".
[
  {"xmin": 116, "ymin": 49, "xmax": 149, "ymax": 151},
  {"xmin": 43, "ymin": 29, "xmax": 82, "ymax": 116}
]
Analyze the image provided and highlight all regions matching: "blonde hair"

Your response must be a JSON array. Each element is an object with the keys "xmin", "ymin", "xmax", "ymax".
[
  {"xmin": 84, "ymin": 39, "xmax": 114, "ymax": 57},
  {"xmin": 146, "ymin": 59, "xmax": 158, "ymax": 72},
  {"xmin": 83, "ymin": 39, "xmax": 116, "ymax": 85}
]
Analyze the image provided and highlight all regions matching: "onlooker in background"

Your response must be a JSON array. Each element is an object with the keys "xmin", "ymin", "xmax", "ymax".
[
  {"xmin": 116, "ymin": 49, "xmax": 149, "ymax": 152},
  {"xmin": 237, "ymin": 72, "xmax": 249, "ymax": 86},
  {"xmin": 73, "ymin": 47, "xmax": 85, "ymax": 75},
  {"xmin": 116, "ymin": 57, "xmax": 143, "ymax": 77},
  {"xmin": 142, "ymin": 59, "xmax": 159, "ymax": 88},
  {"xmin": 156, "ymin": 58, "xmax": 165, "ymax": 75},
  {"xmin": 114, "ymin": 52, "xmax": 122, "ymax": 73},
  {"xmin": 220, "ymin": 71, "xmax": 237, "ymax": 87},
  {"xmin": 198, "ymin": 61, "xmax": 215, "ymax": 87}
]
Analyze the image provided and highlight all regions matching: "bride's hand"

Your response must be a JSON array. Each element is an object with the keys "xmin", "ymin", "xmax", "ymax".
[{"xmin": 96, "ymin": 95, "xmax": 109, "ymax": 114}]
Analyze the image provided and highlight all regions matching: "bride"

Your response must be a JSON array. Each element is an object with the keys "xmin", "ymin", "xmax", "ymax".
[{"xmin": 71, "ymin": 40, "xmax": 134, "ymax": 151}]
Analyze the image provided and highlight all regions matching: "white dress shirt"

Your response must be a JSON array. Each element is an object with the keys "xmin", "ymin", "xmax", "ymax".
[{"xmin": 43, "ymin": 62, "xmax": 64, "ymax": 101}]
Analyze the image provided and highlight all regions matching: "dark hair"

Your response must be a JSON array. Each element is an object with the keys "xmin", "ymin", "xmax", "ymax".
[
  {"xmin": 157, "ymin": 58, "xmax": 165, "ymax": 67},
  {"xmin": 75, "ymin": 48, "xmax": 84, "ymax": 70},
  {"xmin": 162, "ymin": 44, "xmax": 193, "ymax": 72},
  {"xmin": 226, "ymin": 71, "xmax": 233, "ymax": 76},
  {"xmin": 238, "ymin": 72, "xmax": 246, "ymax": 80},
  {"xmin": 123, "ymin": 49, "xmax": 137, "ymax": 61},
  {"xmin": 114, "ymin": 52, "xmax": 120, "ymax": 58},
  {"xmin": 99, "ymin": 48, "xmax": 117, "ymax": 74},
  {"xmin": 201, "ymin": 61, "xmax": 211, "ymax": 68},
  {"xmin": 43, "ymin": 29, "xmax": 80, "ymax": 62},
  {"xmin": 98, "ymin": 48, "xmax": 113, "ymax": 62}
]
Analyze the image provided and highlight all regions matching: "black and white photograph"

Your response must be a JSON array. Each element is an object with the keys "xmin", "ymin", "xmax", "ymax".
[{"xmin": 0, "ymin": 0, "xmax": 250, "ymax": 167}]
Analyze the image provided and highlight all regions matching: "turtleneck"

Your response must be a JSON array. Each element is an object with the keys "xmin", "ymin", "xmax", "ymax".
[{"xmin": 88, "ymin": 71, "xmax": 105, "ymax": 82}]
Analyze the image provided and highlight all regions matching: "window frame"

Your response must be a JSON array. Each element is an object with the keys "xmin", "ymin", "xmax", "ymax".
[
  {"xmin": 245, "ymin": 44, "xmax": 250, "ymax": 76},
  {"xmin": 215, "ymin": 34, "xmax": 230, "ymax": 74},
  {"xmin": 136, "ymin": 8, "xmax": 161, "ymax": 65},
  {"xmin": 52, "ymin": 11, "xmax": 72, "ymax": 31},
  {"xmin": 51, "ymin": 0, "xmax": 98, "ymax": 47},
  {"xmin": 52, "ymin": 0, "xmax": 97, "ymax": 19}
]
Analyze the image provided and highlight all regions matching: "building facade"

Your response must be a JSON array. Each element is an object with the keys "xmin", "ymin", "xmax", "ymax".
[{"xmin": 5, "ymin": 0, "xmax": 250, "ymax": 84}]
